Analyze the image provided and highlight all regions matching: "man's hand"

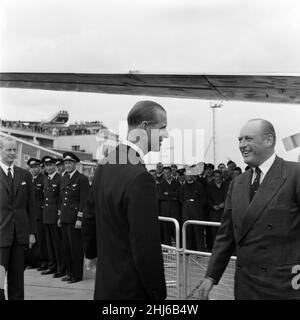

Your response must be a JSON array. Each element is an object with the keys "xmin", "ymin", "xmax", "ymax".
[
  {"xmin": 86, "ymin": 258, "xmax": 97, "ymax": 272},
  {"xmin": 29, "ymin": 234, "xmax": 36, "ymax": 249},
  {"xmin": 75, "ymin": 220, "xmax": 82, "ymax": 229},
  {"xmin": 219, "ymin": 203, "xmax": 225, "ymax": 209},
  {"xmin": 164, "ymin": 192, "xmax": 168, "ymax": 195},
  {"xmin": 213, "ymin": 205, "xmax": 219, "ymax": 211},
  {"xmin": 198, "ymin": 278, "xmax": 214, "ymax": 300},
  {"xmin": 57, "ymin": 218, "xmax": 62, "ymax": 228}
]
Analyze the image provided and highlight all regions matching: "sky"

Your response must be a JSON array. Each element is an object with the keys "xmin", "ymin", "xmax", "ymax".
[{"xmin": 1, "ymin": 0, "xmax": 300, "ymax": 167}]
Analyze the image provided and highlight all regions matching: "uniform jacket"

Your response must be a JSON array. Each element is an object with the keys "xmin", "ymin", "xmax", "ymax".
[
  {"xmin": 158, "ymin": 178, "xmax": 181, "ymax": 221},
  {"xmin": 43, "ymin": 172, "xmax": 61, "ymax": 224},
  {"xmin": 0, "ymin": 165, "xmax": 35, "ymax": 247},
  {"xmin": 82, "ymin": 144, "xmax": 166, "ymax": 300},
  {"xmin": 207, "ymin": 181, "xmax": 226, "ymax": 209},
  {"xmin": 180, "ymin": 181, "xmax": 206, "ymax": 206},
  {"xmin": 206, "ymin": 157, "xmax": 300, "ymax": 299},
  {"xmin": 60, "ymin": 170, "xmax": 90, "ymax": 224},
  {"xmin": 32, "ymin": 173, "xmax": 45, "ymax": 220}
]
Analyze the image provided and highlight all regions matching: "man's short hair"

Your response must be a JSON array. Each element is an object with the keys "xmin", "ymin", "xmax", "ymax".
[
  {"xmin": 163, "ymin": 166, "xmax": 172, "ymax": 172},
  {"xmin": 248, "ymin": 118, "xmax": 276, "ymax": 146},
  {"xmin": 227, "ymin": 160, "xmax": 236, "ymax": 166},
  {"xmin": 127, "ymin": 100, "xmax": 166, "ymax": 128},
  {"xmin": 149, "ymin": 169, "xmax": 156, "ymax": 173},
  {"xmin": 206, "ymin": 163, "xmax": 215, "ymax": 170},
  {"xmin": 234, "ymin": 167, "xmax": 242, "ymax": 174},
  {"xmin": 0, "ymin": 136, "xmax": 17, "ymax": 149}
]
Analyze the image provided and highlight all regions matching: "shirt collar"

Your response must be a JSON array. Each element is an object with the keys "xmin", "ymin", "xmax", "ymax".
[
  {"xmin": 122, "ymin": 140, "xmax": 145, "ymax": 160},
  {"xmin": 68, "ymin": 169, "xmax": 77, "ymax": 179},
  {"xmin": 0, "ymin": 161, "xmax": 14, "ymax": 176},
  {"xmin": 48, "ymin": 171, "xmax": 58, "ymax": 180},
  {"xmin": 254, "ymin": 153, "xmax": 276, "ymax": 177}
]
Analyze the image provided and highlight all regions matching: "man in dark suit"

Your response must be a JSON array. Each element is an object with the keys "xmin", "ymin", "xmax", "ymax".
[
  {"xmin": 180, "ymin": 169, "xmax": 206, "ymax": 251},
  {"xmin": 82, "ymin": 100, "xmax": 168, "ymax": 300},
  {"xmin": 0, "ymin": 137, "xmax": 36, "ymax": 300},
  {"xmin": 158, "ymin": 166, "xmax": 181, "ymax": 246},
  {"xmin": 55, "ymin": 158, "xmax": 66, "ymax": 177},
  {"xmin": 58, "ymin": 152, "xmax": 89, "ymax": 284},
  {"xmin": 206, "ymin": 169, "xmax": 226, "ymax": 246},
  {"xmin": 27, "ymin": 158, "xmax": 49, "ymax": 271},
  {"xmin": 199, "ymin": 119, "xmax": 300, "ymax": 300},
  {"xmin": 41, "ymin": 156, "xmax": 65, "ymax": 278}
]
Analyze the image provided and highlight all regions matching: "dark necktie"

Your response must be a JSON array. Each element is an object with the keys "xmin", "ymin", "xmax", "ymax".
[
  {"xmin": 66, "ymin": 173, "xmax": 71, "ymax": 184},
  {"xmin": 7, "ymin": 167, "xmax": 14, "ymax": 195},
  {"xmin": 250, "ymin": 167, "xmax": 261, "ymax": 201}
]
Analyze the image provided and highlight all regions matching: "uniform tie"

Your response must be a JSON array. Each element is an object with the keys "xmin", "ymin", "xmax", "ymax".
[
  {"xmin": 7, "ymin": 167, "xmax": 14, "ymax": 194},
  {"xmin": 66, "ymin": 172, "xmax": 71, "ymax": 184},
  {"xmin": 250, "ymin": 167, "xmax": 261, "ymax": 201}
]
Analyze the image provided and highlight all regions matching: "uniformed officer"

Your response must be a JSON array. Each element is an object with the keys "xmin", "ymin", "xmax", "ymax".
[
  {"xmin": 27, "ymin": 158, "xmax": 49, "ymax": 271},
  {"xmin": 180, "ymin": 168, "xmax": 207, "ymax": 251},
  {"xmin": 55, "ymin": 158, "xmax": 66, "ymax": 177},
  {"xmin": 41, "ymin": 156, "xmax": 65, "ymax": 278},
  {"xmin": 58, "ymin": 152, "xmax": 89, "ymax": 283}
]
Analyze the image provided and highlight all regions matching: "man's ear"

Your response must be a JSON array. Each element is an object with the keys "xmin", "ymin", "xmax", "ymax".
[{"xmin": 140, "ymin": 121, "xmax": 148, "ymax": 130}]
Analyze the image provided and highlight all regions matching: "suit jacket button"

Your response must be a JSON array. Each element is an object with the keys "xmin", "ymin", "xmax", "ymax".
[{"xmin": 260, "ymin": 266, "xmax": 267, "ymax": 272}]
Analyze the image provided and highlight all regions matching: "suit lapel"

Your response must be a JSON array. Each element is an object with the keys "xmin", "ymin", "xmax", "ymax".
[
  {"xmin": 237, "ymin": 157, "xmax": 286, "ymax": 243},
  {"xmin": 13, "ymin": 166, "xmax": 22, "ymax": 197},
  {"xmin": 68, "ymin": 171, "xmax": 78, "ymax": 186},
  {"xmin": 0, "ymin": 166, "xmax": 11, "ymax": 194},
  {"xmin": 235, "ymin": 169, "xmax": 252, "ymax": 219}
]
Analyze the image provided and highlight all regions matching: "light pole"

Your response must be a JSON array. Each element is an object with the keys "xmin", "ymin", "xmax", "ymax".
[{"xmin": 210, "ymin": 102, "xmax": 223, "ymax": 167}]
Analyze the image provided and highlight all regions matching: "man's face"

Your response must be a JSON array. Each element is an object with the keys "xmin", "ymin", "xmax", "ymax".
[
  {"xmin": 185, "ymin": 174, "xmax": 193, "ymax": 182},
  {"xmin": 171, "ymin": 166, "xmax": 177, "ymax": 174},
  {"xmin": 30, "ymin": 165, "xmax": 40, "ymax": 176},
  {"xmin": 227, "ymin": 162, "xmax": 236, "ymax": 172},
  {"xmin": 163, "ymin": 169, "xmax": 172, "ymax": 180},
  {"xmin": 214, "ymin": 172, "xmax": 222, "ymax": 184},
  {"xmin": 45, "ymin": 163, "xmax": 56, "ymax": 175},
  {"xmin": 57, "ymin": 164, "xmax": 65, "ymax": 174},
  {"xmin": 232, "ymin": 169, "xmax": 241, "ymax": 179},
  {"xmin": 148, "ymin": 110, "xmax": 168, "ymax": 152},
  {"xmin": 64, "ymin": 160, "xmax": 76, "ymax": 172},
  {"xmin": 206, "ymin": 167, "xmax": 214, "ymax": 177},
  {"xmin": 239, "ymin": 121, "xmax": 273, "ymax": 167},
  {"xmin": 178, "ymin": 175, "xmax": 185, "ymax": 183},
  {"xmin": 218, "ymin": 164, "xmax": 226, "ymax": 172},
  {"xmin": 0, "ymin": 140, "xmax": 17, "ymax": 166},
  {"xmin": 156, "ymin": 162, "xmax": 163, "ymax": 173}
]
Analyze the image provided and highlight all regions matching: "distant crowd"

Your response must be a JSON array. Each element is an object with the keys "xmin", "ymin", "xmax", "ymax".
[
  {"xmin": 0, "ymin": 119, "xmax": 99, "ymax": 136},
  {"xmin": 149, "ymin": 160, "xmax": 248, "ymax": 251}
]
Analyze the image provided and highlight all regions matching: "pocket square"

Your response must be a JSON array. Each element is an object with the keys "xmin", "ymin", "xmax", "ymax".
[
  {"xmin": 21, "ymin": 181, "xmax": 27, "ymax": 185},
  {"xmin": 72, "ymin": 184, "xmax": 77, "ymax": 187}
]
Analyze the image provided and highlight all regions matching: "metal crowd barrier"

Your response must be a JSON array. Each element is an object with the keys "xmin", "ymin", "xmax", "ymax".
[
  {"xmin": 182, "ymin": 220, "xmax": 236, "ymax": 300},
  {"xmin": 158, "ymin": 216, "xmax": 181, "ymax": 299}
]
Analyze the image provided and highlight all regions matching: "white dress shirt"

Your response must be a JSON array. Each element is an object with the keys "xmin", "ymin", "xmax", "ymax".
[
  {"xmin": 0, "ymin": 161, "xmax": 14, "ymax": 178},
  {"xmin": 251, "ymin": 153, "xmax": 276, "ymax": 184},
  {"xmin": 48, "ymin": 170, "xmax": 58, "ymax": 180},
  {"xmin": 68, "ymin": 169, "xmax": 77, "ymax": 179}
]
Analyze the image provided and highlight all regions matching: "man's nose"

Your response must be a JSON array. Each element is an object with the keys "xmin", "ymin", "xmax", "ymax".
[
  {"xmin": 162, "ymin": 129, "xmax": 169, "ymax": 139},
  {"xmin": 239, "ymin": 139, "xmax": 246, "ymax": 149}
]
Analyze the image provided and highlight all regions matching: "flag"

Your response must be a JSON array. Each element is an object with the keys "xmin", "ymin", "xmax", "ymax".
[{"xmin": 282, "ymin": 132, "xmax": 300, "ymax": 151}]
